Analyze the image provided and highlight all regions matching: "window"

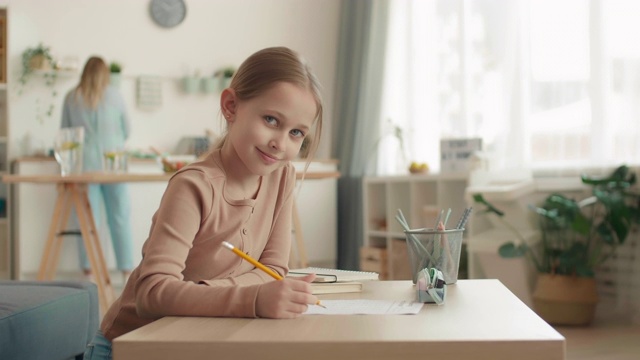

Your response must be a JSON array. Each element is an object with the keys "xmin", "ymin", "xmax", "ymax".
[{"xmin": 379, "ymin": 0, "xmax": 640, "ymax": 174}]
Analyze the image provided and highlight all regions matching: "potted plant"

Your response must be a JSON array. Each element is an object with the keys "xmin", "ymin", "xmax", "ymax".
[
  {"xmin": 182, "ymin": 70, "xmax": 200, "ymax": 94},
  {"xmin": 19, "ymin": 43, "xmax": 60, "ymax": 123},
  {"xmin": 472, "ymin": 165, "xmax": 640, "ymax": 325},
  {"xmin": 110, "ymin": 61, "xmax": 122, "ymax": 87},
  {"xmin": 109, "ymin": 61, "xmax": 122, "ymax": 74},
  {"xmin": 214, "ymin": 66, "xmax": 236, "ymax": 91},
  {"xmin": 20, "ymin": 43, "xmax": 55, "ymax": 86}
]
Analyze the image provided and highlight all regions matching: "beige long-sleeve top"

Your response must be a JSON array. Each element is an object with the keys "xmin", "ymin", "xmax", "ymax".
[{"xmin": 101, "ymin": 150, "xmax": 295, "ymax": 341}]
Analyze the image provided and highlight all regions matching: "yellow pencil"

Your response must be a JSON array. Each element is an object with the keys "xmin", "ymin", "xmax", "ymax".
[{"xmin": 221, "ymin": 241, "xmax": 325, "ymax": 308}]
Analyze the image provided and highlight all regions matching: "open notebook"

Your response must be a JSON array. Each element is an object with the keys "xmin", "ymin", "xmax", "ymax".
[{"xmin": 288, "ymin": 267, "xmax": 379, "ymax": 283}]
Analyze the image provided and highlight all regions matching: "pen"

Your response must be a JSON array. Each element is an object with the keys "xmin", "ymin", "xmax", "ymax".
[{"xmin": 221, "ymin": 241, "xmax": 325, "ymax": 308}]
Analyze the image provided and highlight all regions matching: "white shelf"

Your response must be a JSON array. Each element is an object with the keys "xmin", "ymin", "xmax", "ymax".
[
  {"xmin": 32, "ymin": 68, "xmax": 79, "ymax": 78},
  {"xmin": 466, "ymin": 180, "xmax": 536, "ymax": 202},
  {"xmin": 362, "ymin": 174, "xmax": 470, "ymax": 280}
]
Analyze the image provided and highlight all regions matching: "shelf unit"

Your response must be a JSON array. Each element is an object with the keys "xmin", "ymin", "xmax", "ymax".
[
  {"xmin": 0, "ymin": 7, "xmax": 8, "ymax": 280},
  {"xmin": 361, "ymin": 173, "xmax": 469, "ymax": 280}
]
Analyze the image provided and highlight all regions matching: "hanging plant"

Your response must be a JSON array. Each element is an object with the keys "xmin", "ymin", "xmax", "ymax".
[
  {"xmin": 19, "ymin": 43, "xmax": 60, "ymax": 123},
  {"xmin": 213, "ymin": 66, "xmax": 236, "ymax": 92},
  {"xmin": 20, "ymin": 43, "xmax": 55, "ymax": 86}
]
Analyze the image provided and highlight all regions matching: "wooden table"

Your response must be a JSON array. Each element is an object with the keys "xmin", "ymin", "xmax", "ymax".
[
  {"xmin": 113, "ymin": 280, "xmax": 566, "ymax": 360},
  {"xmin": 2, "ymin": 170, "xmax": 340, "ymax": 313},
  {"xmin": 2, "ymin": 173, "xmax": 172, "ymax": 313}
]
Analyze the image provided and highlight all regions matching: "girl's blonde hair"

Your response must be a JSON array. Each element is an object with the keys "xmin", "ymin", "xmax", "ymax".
[
  {"xmin": 214, "ymin": 47, "xmax": 324, "ymax": 161},
  {"xmin": 75, "ymin": 56, "xmax": 110, "ymax": 109}
]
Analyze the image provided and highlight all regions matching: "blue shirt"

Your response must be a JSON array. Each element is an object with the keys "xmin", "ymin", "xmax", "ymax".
[{"xmin": 61, "ymin": 86, "xmax": 130, "ymax": 171}]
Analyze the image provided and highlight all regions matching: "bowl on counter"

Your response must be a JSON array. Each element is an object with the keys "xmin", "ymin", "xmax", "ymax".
[{"xmin": 159, "ymin": 155, "xmax": 196, "ymax": 174}]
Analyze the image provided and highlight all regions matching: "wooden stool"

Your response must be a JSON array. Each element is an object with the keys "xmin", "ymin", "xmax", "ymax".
[{"xmin": 38, "ymin": 183, "xmax": 115, "ymax": 314}]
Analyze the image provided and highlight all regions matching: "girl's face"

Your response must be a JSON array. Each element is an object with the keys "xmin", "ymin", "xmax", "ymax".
[{"xmin": 225, "ymin": 81, "xmax": 317, "ymax": 177}]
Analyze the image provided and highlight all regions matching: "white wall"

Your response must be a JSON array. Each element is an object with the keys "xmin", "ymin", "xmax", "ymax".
[{"xmin": 5, "ymin": 0, "xmax": 340, "ymax": 159}]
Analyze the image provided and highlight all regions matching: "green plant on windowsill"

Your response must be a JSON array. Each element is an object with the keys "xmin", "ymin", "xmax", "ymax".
[{"xmin": 473, "ymin": 165, "xmax": 640, "ymax": 325}]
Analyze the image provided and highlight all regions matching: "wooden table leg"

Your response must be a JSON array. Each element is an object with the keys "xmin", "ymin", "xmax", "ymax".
[
  {"xmin": 71, "ymin": 184, "xmax": 115, "ymax": 313},
  {"xmin": 38, "ymin": 184, "xmax": 72, "ymax": 280},
  {"xmin": 81, "ymin": 186, "xmax": 116, "ymax": 304},
  {"xmin": 48, "ymin": 185, "xmax": 76, "ymax": 280}
]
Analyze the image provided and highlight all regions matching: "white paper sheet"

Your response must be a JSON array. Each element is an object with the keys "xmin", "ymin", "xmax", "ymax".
[{"xmin": 304, "ymin": 299, "xmax": 424, "ymax": 315}]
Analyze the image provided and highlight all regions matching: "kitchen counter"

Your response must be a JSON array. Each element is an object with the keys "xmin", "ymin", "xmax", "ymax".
[{"xmin": 8, "ymin": 157, "xmax": 339, "ymax": 282}]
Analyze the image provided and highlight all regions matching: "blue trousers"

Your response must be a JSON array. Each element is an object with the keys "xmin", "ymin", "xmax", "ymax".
[
  {"xmin": 76, "ymin": 183, "xmax": 134, "ymax": 271},
  {"xmin": 84, "ymin": 330, "xmax": 112, "ymax": 359}
]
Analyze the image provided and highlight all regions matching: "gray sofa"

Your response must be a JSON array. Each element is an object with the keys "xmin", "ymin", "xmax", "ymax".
[{"xmin": 0, "ymin": 280, "xmax": 99, "ymax": 360}]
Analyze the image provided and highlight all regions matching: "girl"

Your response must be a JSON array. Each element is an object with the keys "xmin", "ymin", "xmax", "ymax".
[
  {"xmin": 84, "ymin": 46, "xmax": 324, "ymax": 359},
  {"xmin": 61, "ymin": 56, "xmax": 134, "ymax": 284}
]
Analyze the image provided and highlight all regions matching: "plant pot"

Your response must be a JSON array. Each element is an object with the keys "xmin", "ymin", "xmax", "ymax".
[
  {"xmin": 217, "ymin": 76, "xmax": 232, "ymax": 92},
  {"xmin": 110, "ymin": 73, "xmax": 121, "ymax": 87},
  {"xmin": 29, "ymin": 54, "xmax": 51, "ymax": 71},
  {"xmin": 201, "ymin": 77, "xmax": 216, "ymax": 94},
  {"xmin": 182, "ymin": 76, "xmax": 199, "ymax": 94},
  {"xmin": 532, "ymin": 273, "xmax": 598, "ymax": 326}
]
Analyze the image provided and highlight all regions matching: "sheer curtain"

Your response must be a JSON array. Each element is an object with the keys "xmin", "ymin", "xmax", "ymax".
[
  {"xmin": 379, "ymin": 0, "xmax": 640, "ymax": 323},
  {"xmin": 380, "ymin": 0, "xmax": 640, "ymax": 174}
]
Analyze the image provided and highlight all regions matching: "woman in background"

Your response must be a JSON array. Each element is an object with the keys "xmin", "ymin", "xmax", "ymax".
[{"xmin": 60, "ymin": 56, "xmax": 133, "ymax": 283}]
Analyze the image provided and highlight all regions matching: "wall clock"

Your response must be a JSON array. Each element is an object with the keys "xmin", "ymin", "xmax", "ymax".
[{"xmin": 149, "ymin": 0, "xmax": 187, "ymax": 28}]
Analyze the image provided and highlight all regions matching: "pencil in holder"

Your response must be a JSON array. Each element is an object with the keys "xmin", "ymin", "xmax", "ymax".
[{"xmin": 404, "ymin": 228, "xmax": 465, "ymax": 285}]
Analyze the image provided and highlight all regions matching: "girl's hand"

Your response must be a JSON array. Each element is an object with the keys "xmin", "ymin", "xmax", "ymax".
[{"xmin": 256, "ymin": 273, "xmax": 318, "ymax": 318}]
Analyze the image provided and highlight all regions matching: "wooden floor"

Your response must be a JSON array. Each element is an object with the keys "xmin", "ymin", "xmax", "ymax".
[{"xmin": 557, "ymin": 322, "xmax": 640, "ymax": 360}]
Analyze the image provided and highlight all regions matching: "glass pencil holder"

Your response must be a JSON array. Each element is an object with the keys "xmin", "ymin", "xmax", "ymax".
[{"xmin": 404, "ymin": 228, "xmax": 465, "ymax": 285}]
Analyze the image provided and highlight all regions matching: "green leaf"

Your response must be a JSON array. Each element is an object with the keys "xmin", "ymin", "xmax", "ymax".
[
  {"xmin": 581, "ymin": 165, "xmax": 633, "ymax": 186},
  {"xmin": 498, "ymin": 242, "xmax": 527, "ymax": 258},
  {"xmin": 472, "ymin": 194, "xmax": 505, "ymax": 216},
  {"xmin": 575, "ymin": 264, "xmax": 595, "ymax": 277},
  {"xmin": 595, "ymin": 222, "xmax": 616, "ymax": 245}
]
